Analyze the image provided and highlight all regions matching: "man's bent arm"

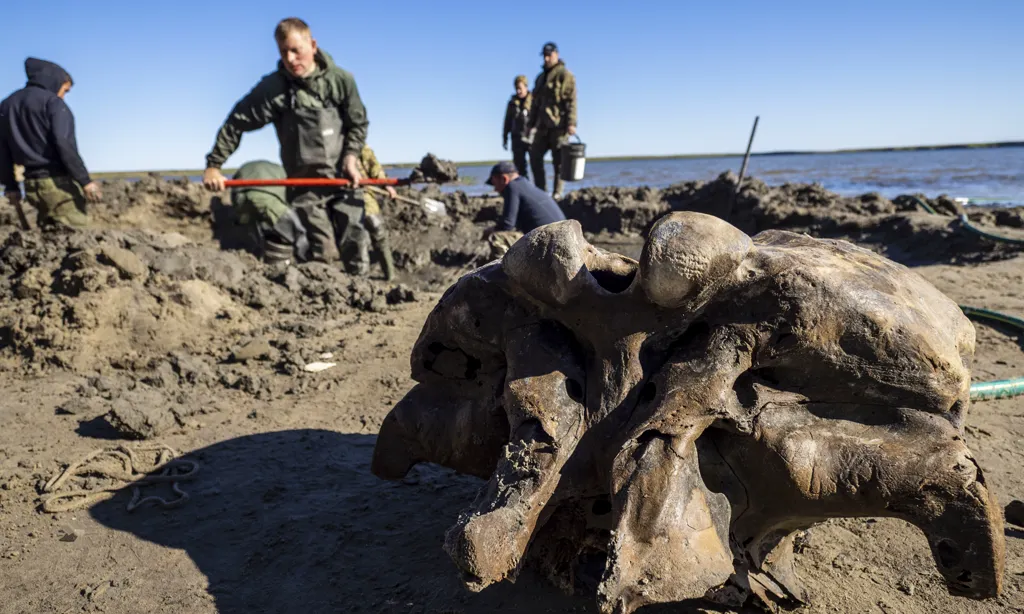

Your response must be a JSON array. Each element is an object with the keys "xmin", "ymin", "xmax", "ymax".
[
  {"xmin": 527, "ymin": 75, "xmax": 543, "ymax": 131},
  {"xmin": 363, "ymin": 147, "xmax": 386, "ymax": 179},
  {"xmin": 339, "ymin": 73, "xmax": 369, "ymax": 160},
  {"xmin": 563, "ymin": 73, "xmax": 578, "ymax": 129},
  {"xmin": 205, "ymin": 77, "xmax": 280, "ymax": 169},
  {"xmin": 503, "ymin": 100, "xmax": 514, "ymax": 141},
  {"xmin": 50, "ymin": 99, "xmax": 91, "ymax": 187}
]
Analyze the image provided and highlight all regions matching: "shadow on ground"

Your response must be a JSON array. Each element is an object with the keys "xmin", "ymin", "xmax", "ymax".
[{"xmin": 90, "ymin": 429, "xmax": 727, "ymax": 613}]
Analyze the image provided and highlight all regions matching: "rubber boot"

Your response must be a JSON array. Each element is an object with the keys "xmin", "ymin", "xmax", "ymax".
[
  {"xmin": 339, "ymin": 224, "xmax": 371, "ymax": 276},
  {"xmin": 263, "ymin": 238, "xmax": 294, "ymax": 265},
  {"xmin": 552, "ymin": 176, "xmax": 565, "ymax": 201},
  {"xmin": 347, "ymin": 236, "xmax": 371, "ymax": 276},
  {"xmin": 376, "ymin": 235, "xmax": 397, "ymax": 281},
  {"xmin": 366, "ymin": 214, "xmax": 397, "ymax": 281},
  {"xmin": 261, "ymin": 210, "xmax": 309, "ymax": 265}
]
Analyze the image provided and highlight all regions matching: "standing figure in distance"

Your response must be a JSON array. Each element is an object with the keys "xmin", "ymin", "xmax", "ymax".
[
  {"xmin": 526, "ymin": 42, "xmax": 577, "ymax": 200},
  {"xmin": 503, "ymin": 75, "xmax": 532, "ymax": 179}
]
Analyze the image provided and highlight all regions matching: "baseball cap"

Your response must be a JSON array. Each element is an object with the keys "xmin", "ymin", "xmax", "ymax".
[
  {"xmin": 485, "ymin": 160, "xmax": 518, "ymax": 185},
  {"xmin": 541, "ymin": 42, "xmax": 558, "ymax": 55}
]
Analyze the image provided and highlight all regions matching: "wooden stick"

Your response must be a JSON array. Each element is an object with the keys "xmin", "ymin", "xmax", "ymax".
[
  {"xmin": 736, "ymin": 116, "xmax": 759, "ymax": 193},
  {"xmin": 724, "ymin": 116, "xmax": 760, "ymax": 220}
]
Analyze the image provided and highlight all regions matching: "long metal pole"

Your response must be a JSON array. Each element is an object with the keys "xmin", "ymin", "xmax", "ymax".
[
  {"xmin": 223, "ymin": 178, "xmax": 403, "ymax": 188},
  {"xmin": 736, "ymin": 115, "xmax": 759, "ymax": 193}
]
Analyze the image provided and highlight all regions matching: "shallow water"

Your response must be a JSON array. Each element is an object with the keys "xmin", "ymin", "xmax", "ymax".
[
  {"xmin": 165, "ymin": 146, "xmax": 1023, "ymax": 206},
  {"xmin": 442, "ymin": 146, "xmax": 1024, "ymax": 205}
]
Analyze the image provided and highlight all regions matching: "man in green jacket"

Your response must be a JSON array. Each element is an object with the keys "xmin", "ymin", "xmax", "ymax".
[
  {"xmin": 201, "ymin": 17, "xmax": 372, "ymax": 273},
  {"xmin": 527, "ymin": 42, "xmax": 577, "ymax": 200},
  {"xmin": 230, "ymin": 160, "xmax": 309, "ymax": 264}
]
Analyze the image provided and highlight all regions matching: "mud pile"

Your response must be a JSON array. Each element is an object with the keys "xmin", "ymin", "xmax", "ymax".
[
  {"xmin": 1, "ymin": 174, "xmax": 495, "ymax": 286},
  {"xmin": 2, "ymin": 170, "xmax": 1022, "ymax": 384},
  {"xmin": 0, "ymin": 225, "xmax": 418, "ymax": 438},
  {"xmin": 405, "ymin": 153, "xmax": 460, "ymax": 184},
  {"xmin": 559, "ymin": 172, "xmax": 1024, "ymax": 264}
]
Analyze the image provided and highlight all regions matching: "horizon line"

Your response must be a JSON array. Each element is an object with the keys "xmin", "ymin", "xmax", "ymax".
[{"xmin": 88, "ymin": 140, "xmax": 1024, "ymax": 177}]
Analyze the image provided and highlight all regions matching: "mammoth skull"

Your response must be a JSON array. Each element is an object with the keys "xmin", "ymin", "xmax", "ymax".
[{"xmin": 372, "ymin": 212, "xmax": 1004, "ymax": 613}]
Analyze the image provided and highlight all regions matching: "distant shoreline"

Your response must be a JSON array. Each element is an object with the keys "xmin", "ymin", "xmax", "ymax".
[{"xmin": 89, "ymin": 140, "xmax": 1024, "ymax": 179}]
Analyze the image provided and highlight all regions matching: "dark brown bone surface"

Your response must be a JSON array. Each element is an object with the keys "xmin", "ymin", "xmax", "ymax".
[{"xmin": 372, "ymin": 212, "xmax": 1004, "ymax": 613}]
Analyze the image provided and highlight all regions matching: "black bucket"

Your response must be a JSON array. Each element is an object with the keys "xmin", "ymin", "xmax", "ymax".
[{"xmin": 560, "ymin": 135, "xmax": 586, "ymax": 182}]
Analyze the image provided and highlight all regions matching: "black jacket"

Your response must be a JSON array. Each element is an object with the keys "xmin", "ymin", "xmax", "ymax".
[
  {"xmin": 496, "ymin": 176, "xmax": 566, "ymax": 232},
  {"xmin": 0, "ymin": 58, "xmax": 91, "ymax": 192}
]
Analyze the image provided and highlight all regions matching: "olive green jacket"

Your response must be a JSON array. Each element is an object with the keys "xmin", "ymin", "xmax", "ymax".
[
  {"xmin": 205, "ymin": 49, "xmax": 369, "ymax": 169},
  {"xmin": 230, "ymin": 159, "xmax": 289, "ymax": 225},
  {"xmin": 528, "ymin": 61, "xmax": 576, "ymax": 133}
]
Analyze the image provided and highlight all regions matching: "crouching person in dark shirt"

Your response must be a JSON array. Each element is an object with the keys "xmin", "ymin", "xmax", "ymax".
[{"xmin": 484, "ymin": 160, "xmax": 565, "ymax": 259}]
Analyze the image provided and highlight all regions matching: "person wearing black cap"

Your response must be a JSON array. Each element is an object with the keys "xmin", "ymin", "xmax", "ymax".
[
  {"xmin": 484, "ymin": 160, "xmax": 566, "ymax": 258},
  {"xmin": 0, "ymin": 58, "xmax": 102, "ymax": 229},
  {"xmin": 525, "ymin": 42, "xmax": 577, "ymax": 199}
]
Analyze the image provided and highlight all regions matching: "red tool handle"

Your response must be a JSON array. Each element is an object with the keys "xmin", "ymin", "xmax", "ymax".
[{"xmin": 223, "ymin": 178, "xmax": 404, "ymax": 187}]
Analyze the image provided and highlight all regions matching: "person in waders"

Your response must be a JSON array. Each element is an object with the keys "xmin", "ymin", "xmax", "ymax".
[
  {"xmin": 229, "ymin": 160, "xmax": 309, "ymax": 265},
  {"xmin": 201, "ymin": 17, "xmax": 372, "ymax": 273}
]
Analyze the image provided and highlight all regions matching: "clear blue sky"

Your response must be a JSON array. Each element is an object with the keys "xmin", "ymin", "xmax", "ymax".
[{"xmin": 1, "ymin": 1, "xmax": 1021, "ymax": 171}]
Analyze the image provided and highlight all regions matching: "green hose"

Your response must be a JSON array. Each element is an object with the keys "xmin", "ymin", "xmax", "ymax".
[
  {"xmin": 957, "ymin": 214, "xmax": 1024, "ymax": 245},
  {"xmin": 907, "ymin": 195, "xmax": 1024, "ymax": 245},
  {"xmin": 903, "ymin": 197, "xmax": 1024, "ymax": 400},
  {"xmin": 961, "ymin": 306, "xmax": 1024, "ymax": 401},
  {"xmin": 908, "ymin": 195, "xmax": 940, "ymax": 215}
]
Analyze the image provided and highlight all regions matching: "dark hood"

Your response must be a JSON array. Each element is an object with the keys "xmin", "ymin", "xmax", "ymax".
[{"xmin": 25, "ymin": 57, "xmax": 72, "ymax": 93}]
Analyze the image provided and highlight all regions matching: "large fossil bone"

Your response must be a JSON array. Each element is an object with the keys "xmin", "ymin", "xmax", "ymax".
[{"xmin": 371, "ymin": 212, "xmax": 1003, "ymax": 613}]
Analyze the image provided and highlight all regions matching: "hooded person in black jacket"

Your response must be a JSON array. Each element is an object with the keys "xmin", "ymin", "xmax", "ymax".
[{"xmin": 0, "ymin": 58, "xmax": 102, "ymax": 229}]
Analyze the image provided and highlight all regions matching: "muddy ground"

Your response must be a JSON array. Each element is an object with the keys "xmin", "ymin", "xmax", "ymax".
[{"xmin": 1, "ymin": 173, "xmax": 1023, "ymax": 613}]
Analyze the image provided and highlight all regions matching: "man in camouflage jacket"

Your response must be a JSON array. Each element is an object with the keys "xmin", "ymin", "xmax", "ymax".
[{"xmin": 527, "ymin": 42, "xmax": 577, "ymax": 199}]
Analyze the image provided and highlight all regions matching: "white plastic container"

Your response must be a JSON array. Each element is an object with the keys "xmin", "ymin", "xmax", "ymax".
[{"xmin": 560, "ymin": 136, "xmax": 586, "ymax": 182}]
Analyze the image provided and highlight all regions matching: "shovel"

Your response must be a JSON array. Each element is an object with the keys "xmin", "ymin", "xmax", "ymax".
[
  {"xmin": 364, "ymin": 185, "xmax": 447, "ymax": 216},
  {"xmin": 222, "ymin": 177, "xmax": 447, "ymax": 216}
]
